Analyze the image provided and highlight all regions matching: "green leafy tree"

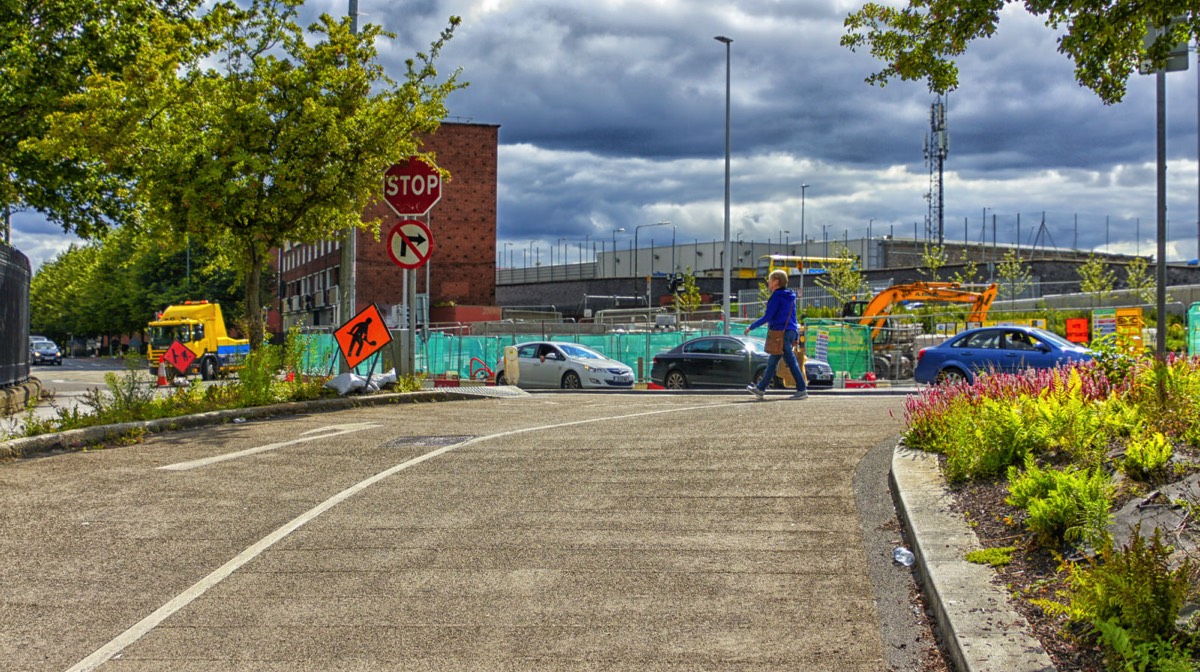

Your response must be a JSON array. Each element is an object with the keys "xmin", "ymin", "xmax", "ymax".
[
  {"xmin": 841, "ymin": 0, "xmax": 1197, "ymax": 105},
  {"xmin": 1078, "ymin": 254, "xmax": 1116, "ymax": 305},
  {"xmin": 674, "ymin": 267, "xmax": 702, "ymax": 316},
  {"xmin": 1125, "ymin": 256, "xmax": 1157, "ymax": 304},
  {"xmin": 950, "ymin": 249, "xmax": 979, "ymax": 286},
  {"xmin": 997, "ymin": 249, "xmax": 1033, "ymax": 302},
  {"xmin": 918, "ymin": 243, "xmax": 948, "ymax": 281},
  {"xmin": 816, "ymin": 245, "xmax": 866, "ymax": 307},
  {"xmin": 0, "ymin": 0, "xmax": 200, "ymax": 237},
  {"xmin": 31, "ymin": 0, "xmax": 464, "ymax": 346}
]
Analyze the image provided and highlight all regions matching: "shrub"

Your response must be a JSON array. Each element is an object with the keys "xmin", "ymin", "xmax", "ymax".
[
  {"xmin": 1035, "ymin": 526, "xmax": 1198, "ymax": 670},
  {"xmin": 1122, "ymin": 431, "xmax": 1173, "ymax": 482},
  {"xmin": 1006, "ymin": 459, "xmax": 1113, "ymax": 547}
]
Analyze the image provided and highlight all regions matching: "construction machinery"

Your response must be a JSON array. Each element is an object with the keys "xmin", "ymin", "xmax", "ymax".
[
  {"xmin": 147, "ymin": 300, "xmax": 249, "ymax": 380},
  {"xmin": 841, "ymin": 282, "xmax": 999, "ymax": 379}
]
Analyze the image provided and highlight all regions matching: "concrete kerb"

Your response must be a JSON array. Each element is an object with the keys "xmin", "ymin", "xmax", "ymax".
[
  {"xmin": 0, "ymin": 388, "xmax": 517, "ymax": 461},
  {"xmin": 0, "ymin": 378, "xmax": 42, "ymax": 416},
  {"xmin": 891, "ymin": 443, "xmax": 1057, "ymax": 672}
]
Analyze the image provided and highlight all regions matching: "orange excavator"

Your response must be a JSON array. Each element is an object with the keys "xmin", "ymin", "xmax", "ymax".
[{"xmin": 842, "ymin": 281, "xmax": 999, "ymax": 341}]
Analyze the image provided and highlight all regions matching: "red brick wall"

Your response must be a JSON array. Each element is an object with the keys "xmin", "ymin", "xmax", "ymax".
[{"xmin": 357, "ymin": 122, "xmax": 499, "ymax": 312}]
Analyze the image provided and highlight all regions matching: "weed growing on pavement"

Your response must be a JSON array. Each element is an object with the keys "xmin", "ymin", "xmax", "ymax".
[{"xmin": 965, "ymin": 546, "xmax": 1016, "ymax": 568}]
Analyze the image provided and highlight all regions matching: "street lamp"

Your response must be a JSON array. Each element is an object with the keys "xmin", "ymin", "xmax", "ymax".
[
  {"xmin": 502, "ymin": 241, "xmax": 512, "ymax": 268},
  {"xmin": 716, "ymin": 35, "xmax": 733, "ymax": 334},
  {"xmin": 800, "ymin": 183, "xmax": 809, "ymax": 257},
  {"xmin": 611, "ymin": 227, "xmax": 625, "ymax": 277},
  {"xmin": 635, "ymin": 221, "xmax": 674, "ymax": 278}
]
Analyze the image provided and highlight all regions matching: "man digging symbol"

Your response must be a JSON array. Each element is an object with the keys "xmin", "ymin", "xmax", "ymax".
[{"xmin": 348, "ymin": 317, "xmax": 377, "ymax": 359}]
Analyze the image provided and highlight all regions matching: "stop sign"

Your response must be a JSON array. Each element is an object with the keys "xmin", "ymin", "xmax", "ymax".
[{"xmin": 383, "ymin": 158, "xmax": 442, "ymax": 216}]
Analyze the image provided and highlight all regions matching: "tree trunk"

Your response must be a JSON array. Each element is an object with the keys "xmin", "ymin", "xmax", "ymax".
[{"xmin": 246, "ymin": 245, "xmax": 265, "ymax": 349}]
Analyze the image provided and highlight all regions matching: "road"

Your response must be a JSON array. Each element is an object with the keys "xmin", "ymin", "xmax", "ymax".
[{"xmin": 1, "ymin": 389, "xmax": 934, "ymax": 671}]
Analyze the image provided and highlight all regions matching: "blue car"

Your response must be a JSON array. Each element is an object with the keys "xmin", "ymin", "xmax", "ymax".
[{"xmin": 913, "ymin": 325, "xmax": 1092, "ymax": 385}]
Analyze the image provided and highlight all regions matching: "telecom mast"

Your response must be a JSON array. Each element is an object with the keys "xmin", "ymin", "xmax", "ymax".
[{"xmin": 923, "ymin": 96, "xmax": 949, "ymax": 246}]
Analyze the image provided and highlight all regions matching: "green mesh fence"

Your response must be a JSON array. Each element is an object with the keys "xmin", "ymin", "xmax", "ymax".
[
  {"xmin": 288, "ymin": 321, "xmax": 879, "ymax": 382},
  {"xmin": 1189, "ymin": 303, "xmax": 1200, "ymax": 357}
]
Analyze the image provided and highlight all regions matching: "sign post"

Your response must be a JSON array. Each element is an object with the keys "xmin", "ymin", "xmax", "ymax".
[{"xmin": 383, "ymin": 158, "xmax": 443, "ymax": 377}]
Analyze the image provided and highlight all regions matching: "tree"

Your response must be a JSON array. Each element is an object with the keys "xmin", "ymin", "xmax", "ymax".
[
  {"xmin": 1, "ymin": 0, "xmax": 201, "ymax": 238},
  {"xmin": 674, "ymin": 268, "xmax": 702, "ymax": 317},
  {"xmin": 918, "ymin": 243, "xmax": 948, "ymax": 281},
  {"xmin": 31, "ymin": 0, "xmax": 464, "ymax": 346},
  {"xmin": 816, "ymin": 245, "xmax": 867, "ymax": 308},
  {"xmin": 950, "ymin": 249, "xmax": 979, "ymax": 286},
  {"xmin": 1078, "ymin": 254, "xmax": 1116, "ymax": 305},
  {"xmin": 841, "ymin": 0, "xmax": 1198, "ymax": 105},
  {"xmin": 996, "ymin": 249, "xmax": 1033, "ymax": 302},
  {"xmin": 1125, "ymin": 256, "xmax": 1157, "ymax": 304}
]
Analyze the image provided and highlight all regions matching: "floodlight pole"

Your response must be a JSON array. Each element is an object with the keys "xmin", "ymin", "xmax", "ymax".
[{"xmin": 716, "ymin": 35, "xmax": 733, "ymax": 334}]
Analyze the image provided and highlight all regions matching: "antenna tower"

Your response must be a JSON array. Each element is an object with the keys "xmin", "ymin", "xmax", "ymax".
[{"xmin": 923, "ymin": 96, "xmax": 949, "ymax": 246}]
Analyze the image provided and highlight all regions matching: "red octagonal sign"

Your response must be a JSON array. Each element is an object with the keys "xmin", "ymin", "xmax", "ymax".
[{"xmin": 383, "ymin": 158, "xmax": 442, "ymax": 216}]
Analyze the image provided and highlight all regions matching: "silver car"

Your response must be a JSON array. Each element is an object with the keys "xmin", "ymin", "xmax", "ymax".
[{"xmin": 495, "ymin": 341, "xmax": 634, "ymax": 389}]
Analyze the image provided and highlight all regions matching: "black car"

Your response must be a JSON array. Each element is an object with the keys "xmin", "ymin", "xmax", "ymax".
[
  {"xmin": 30, "ymin": 340, "xmax": 62, "ymax": 365},
  {"xmin": 650, "ymin": 335, "xmax": 834, "ymax": 390}
]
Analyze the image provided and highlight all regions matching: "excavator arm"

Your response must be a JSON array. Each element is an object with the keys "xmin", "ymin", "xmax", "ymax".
[{"xmin": 849, "ymin": 282, "xmax": 998, "ymax": 340}]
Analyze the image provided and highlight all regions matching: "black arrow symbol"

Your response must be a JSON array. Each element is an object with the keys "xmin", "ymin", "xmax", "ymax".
[{"xmin": 398, "ymin": 232, "xmax": 427, "ymax": 257}]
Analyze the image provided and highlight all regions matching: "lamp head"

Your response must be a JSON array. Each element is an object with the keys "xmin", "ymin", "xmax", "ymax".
[{"xmin": 714, "ymin": 35, "xmax": 732, "ymax": 44}]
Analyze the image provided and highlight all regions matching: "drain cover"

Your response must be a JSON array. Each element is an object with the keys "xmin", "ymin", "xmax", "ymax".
[{"xmin": 381, "ymin": 435, "xmax": 475, "ymax": 449}]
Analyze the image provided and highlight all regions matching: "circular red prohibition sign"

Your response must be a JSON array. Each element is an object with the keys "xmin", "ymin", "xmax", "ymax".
[{"xmin": 386, "ymin": 219, "xmax": 435, "ymax": 269}]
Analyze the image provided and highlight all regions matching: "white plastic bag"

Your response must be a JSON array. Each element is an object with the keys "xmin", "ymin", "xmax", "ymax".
[{"xmin": 324, "ymin": 372, "xmax": 367, "ymax": 396}]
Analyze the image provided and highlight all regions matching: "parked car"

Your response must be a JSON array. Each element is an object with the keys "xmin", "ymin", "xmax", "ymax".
[
  {"xmin": 913, "ymin": 325, "xmax": 1093, "ymax": 385},
  {"xmin": 30, "ymin": 339, "xmax": 63, "ymax": 365},
  {"xmin": 650, "ymin": 335, "xmax": 834, "ymax": 390},
  {"xmin": 494, "ymin": 341, "xmax": 634, "ymax": 389}
]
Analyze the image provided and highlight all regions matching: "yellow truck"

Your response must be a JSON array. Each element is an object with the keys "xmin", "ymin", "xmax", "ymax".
[{"xmin": 147, "ymin": 300, "xmax": 250, "ymax": 380}]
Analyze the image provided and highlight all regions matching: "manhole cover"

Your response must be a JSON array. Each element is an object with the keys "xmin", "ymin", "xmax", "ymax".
[{"xmin": 381, "ymin": 435, "xmax": 476, "ymax": 449}]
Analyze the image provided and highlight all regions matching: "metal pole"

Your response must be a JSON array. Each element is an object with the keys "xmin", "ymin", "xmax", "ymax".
[
  {"xmin": 339, "ymin": 0, "xmax": 360, "ymax": 355},
  {"xmin": 716, "ymin": 36, "xmax": 733, "ymax": 334},
  {"xmin": 1156, "ymin": 68, "xmax": 1168, "ymax": 360}
]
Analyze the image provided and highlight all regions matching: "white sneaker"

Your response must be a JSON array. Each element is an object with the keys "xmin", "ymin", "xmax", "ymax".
[{"xmin": 746, "ymin": 384, "xmax": 764, "ymax": 400}]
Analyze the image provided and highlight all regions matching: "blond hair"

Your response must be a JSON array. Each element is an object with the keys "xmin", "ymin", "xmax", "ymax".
[{"xmin": 768, "ymin": 269, "xmax": 789, "ymax": 288}]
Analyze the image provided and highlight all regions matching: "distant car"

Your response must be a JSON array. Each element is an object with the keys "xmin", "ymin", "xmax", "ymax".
[
  {"xmin": 650, "ymin": 335, "xmax": 834, "ymax": 390},
  {"xmin": 494, "ymin": 341, "xmax": 634, "ymax": 389},
  {"xmin": 913, "ymin": 325, "xmax": 1092, "ymax": 385},
  {"xmin": 30, "ymin": 340, "xmax": 63, "ymax": 365}
]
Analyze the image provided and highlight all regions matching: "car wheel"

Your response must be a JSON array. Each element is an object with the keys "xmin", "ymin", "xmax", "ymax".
[
  {"xmin": 935, "ymin": 367, "xmax": 968, "ymax": 385},
  {"xmin": 752, "ymin": 369, "xmax": 765, "ymax": 387},
  {"xmin": 200, "ymin": 357, "xmax": 217, "ymax": 381},
  {"xmin": 561, "ymin": 371, "xmax": 582, "ymax": 389},
  {"xmin": 665, "ymin": 370, "xmax": 688, "ymax": 389},
  {"xmin": 496, "ymin": 371, "xmax": 508, "ymax": 385}
]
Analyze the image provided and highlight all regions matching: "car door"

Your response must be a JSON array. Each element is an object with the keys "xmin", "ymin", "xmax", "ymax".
[
  {"xmin": 534, "ymin": 343, "xmax": 569, "ymax": 387},
  {"xmin": 680, "ymin": 338, "xmax": 718, "ymax": 386},
  {"xmin": 514, "ymin": 343, "xmax": 546, "ymax": 388},
  {"xmin": 951, "ymin": 329, "xmax": 1003, "ymax": 377},
  {"xmin": 709, "ymin": 337, "xmax": 753, "ymax": 386},
  {"xmin": 1001, "ymin": 329, "xmax": 1044, "ymax": 373}
]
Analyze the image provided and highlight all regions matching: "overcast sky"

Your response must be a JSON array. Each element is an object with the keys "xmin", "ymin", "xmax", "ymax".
[{"xmin": 13, "ymin": 0, "xmax": 1200, "ymax": 271}]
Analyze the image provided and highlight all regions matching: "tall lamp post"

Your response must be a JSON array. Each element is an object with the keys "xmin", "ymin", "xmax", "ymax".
[
  {"xmin": 611, "ymin": 227, "xmax": 625, "ymax": 277},
  {"xmin": 715, "ymin": 35, "xmax": 733, "ymax": 334},
  {"xmin": 800, "ymin": 183, "xmax": 809, "ymax": 257},
  {"xmin": 635, "ymin": 221, "xmax": 674, "ymax": 280}
]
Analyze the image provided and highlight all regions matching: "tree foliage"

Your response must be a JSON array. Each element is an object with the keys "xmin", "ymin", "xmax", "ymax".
[
  {"xmin": 0, "ymin": 0, "xmax": 201, "ymax": 236},
  {"xmin": 1124, "ymin": 256, "xmax": 1157, "ymax": 304},
  {"xmin": 674, "ymin": 267, "xmax": 702, "ymax": 316},
  {"xmin": 1078, "ymin": 254, "xmax": 1116, "ymax": 304},
  {"xmin": 29, "ymin": 227, "xmax": 242, "ymax": 343},
  {"xmin": 841, "ymin": 0, "xmax": 1200, "ymax": 104},
  {"xmin": 997, "ymin": 249, "xmax": 1034, "ymax": 301},
  {"xmin": 919, "ymin": 243, "xmax": 948, "ymax": 281},
  {"xmin": 29, "ymin": 0, "xmax": 464, "ymax": 346},
  {"xmin": 816, "ymin": 245, "xmax": 867, "ymax": 307}
]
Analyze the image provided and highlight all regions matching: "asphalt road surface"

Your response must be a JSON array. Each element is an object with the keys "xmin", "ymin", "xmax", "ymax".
[{"xmin": 1, "ymin": 390, "xmax": 931, "ymax": 671}]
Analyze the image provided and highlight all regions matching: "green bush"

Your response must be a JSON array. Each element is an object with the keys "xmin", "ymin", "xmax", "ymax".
[
  {"xmin": 1122, "ymin": 431, "xmax": 1173, "ymax": 481},
  {"xmin": 1035, "ymin": 527, "xmax": 1198, "ymax": 670},
  {"xmin": 1006, "ymin": 459, "xmax": 1113, "ymax": 548}
]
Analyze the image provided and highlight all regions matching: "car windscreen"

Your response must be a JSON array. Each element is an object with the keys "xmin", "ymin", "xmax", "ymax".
[
  {"xmin": 558, "ymin": 344, "xmax": 604, "ymax": 359},
  {"xmin": 1031, "ymin": 328, "xmax": 1080, "ymax": 349}
]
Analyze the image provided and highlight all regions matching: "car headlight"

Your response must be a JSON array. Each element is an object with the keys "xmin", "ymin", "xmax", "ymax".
[{"xmin": 583, "ymin": 364, "xmax": 604, "ymax": 373}]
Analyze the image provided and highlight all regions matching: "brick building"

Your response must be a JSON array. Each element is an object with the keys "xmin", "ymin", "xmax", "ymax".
[{"xmin": 275, "ymin": 122, "xmax": 499, "ymax": 331}]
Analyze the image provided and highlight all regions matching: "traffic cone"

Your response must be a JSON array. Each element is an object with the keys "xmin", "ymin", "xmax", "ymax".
[{"xmin": 156, "ymin": 359, "xmax": 169, "ymax": 387}]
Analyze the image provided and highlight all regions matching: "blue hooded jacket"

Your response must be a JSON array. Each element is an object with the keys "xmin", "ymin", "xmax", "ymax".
[{"xmin": 749, "ymin": 288, "xmax": 799, "ymax": 332}]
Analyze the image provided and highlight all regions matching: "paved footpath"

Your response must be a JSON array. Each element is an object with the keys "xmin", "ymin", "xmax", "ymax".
[{"xmin": 1, "ymin": 391, "xmax": 918, "ymax": 671}]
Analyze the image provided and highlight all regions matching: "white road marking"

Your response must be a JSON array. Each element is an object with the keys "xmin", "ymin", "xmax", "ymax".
[
  {"xmin": 67, "ymin": 401, "xmax": 737, "ymax": 672},
  {"xmin": 157, "ymin": 423, "xmax": 382, "ymax": 471}
]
